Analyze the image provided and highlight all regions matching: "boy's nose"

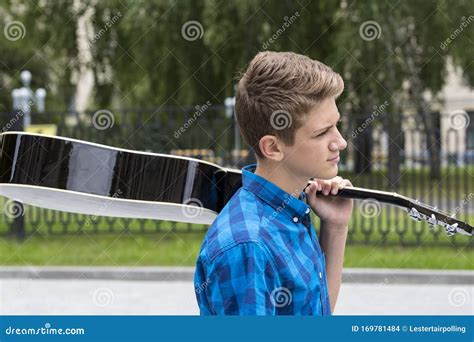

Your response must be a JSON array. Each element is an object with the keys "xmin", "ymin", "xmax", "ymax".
[{"xmin": 329, "ymin": 136, "xmax": 347, "ymax": 151}]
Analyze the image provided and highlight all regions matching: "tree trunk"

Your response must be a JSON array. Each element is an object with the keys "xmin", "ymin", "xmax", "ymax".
[
  {"xmin": 401, "ymin": 36, "xmax": 441, "ymax": 179},
  {"xmin": 353, "ymin": 106, "xmax": 374, "ymax": 174},
  {"xmin": 386, "ymin": 112, "xmax": 402, "ymax": 189}
]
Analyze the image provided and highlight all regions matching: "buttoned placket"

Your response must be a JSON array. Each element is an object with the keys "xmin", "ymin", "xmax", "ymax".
[
  {"xmin": 299, "ymin": 207, "xmax": 312, "ymax": 235},
  {"xmin": 299, "ymin": 207, "xmax": 331, "ymax": 315}
]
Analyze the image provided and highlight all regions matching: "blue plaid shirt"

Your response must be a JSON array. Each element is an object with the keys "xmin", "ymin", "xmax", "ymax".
[{"xmin": 194, "ymin": 164, "xmax": 331, "ymax": 315}]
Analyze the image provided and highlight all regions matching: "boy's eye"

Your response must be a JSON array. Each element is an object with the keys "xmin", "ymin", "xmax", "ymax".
[
  {"xmin": 315, "ymin": 130, "xmax": 328, "ymax": 137},
  {"xmin": 314, "ymin": 120, "xmax": 342, "ymax": 137}
]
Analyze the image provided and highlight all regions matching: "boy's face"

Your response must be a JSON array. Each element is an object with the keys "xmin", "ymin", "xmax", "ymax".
[{"xmin": 280, "ymin": 97, "xmax": 347, "ymax": 180}]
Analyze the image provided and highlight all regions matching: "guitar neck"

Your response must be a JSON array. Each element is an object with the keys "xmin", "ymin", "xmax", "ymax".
[
  {"xmin": 321, "ymin": 186, "xmax": 472, "ymax": 236},
  {"xmin": 327, "ymin": 186, "xmax": 411, "ymax": 208}
]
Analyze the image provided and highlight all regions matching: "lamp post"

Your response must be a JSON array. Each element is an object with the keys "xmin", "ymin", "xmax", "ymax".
[
  {"xmin": 11, "ymin": 70, "xmax": 46, "ymax": 129},
  {"xmin": 9, "ymin": 71, "xmax": 46, "ymax": 241},
  {"xmin": 225, "ymin": 87, "xmax": 240, "ymax": 166}
]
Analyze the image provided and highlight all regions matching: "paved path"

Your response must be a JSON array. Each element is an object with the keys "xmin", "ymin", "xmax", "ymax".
[{"xmin": 1, "ymin": 278, "xmax": 472, "ymax": 315}]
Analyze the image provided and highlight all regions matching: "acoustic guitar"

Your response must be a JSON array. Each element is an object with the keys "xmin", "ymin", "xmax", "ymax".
[{"xmin": 0, "ymin": 132, "xmax": 471, "ymax": 236}]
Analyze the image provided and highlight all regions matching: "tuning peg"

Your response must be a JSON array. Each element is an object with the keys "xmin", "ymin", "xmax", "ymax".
[
  {"xmin": 408, "ymin": 207, "xmax": 422, "ymax": 221},
  {"xmin": 445, "ymin": 222, "xmax": 458, "ymax": 236},
  {"xmin": 427, "ymin": 214, "xmax": 437, "ymax": 227}
]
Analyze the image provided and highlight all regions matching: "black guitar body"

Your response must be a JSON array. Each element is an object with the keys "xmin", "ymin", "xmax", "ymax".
[{"xmin": 0, "ymin": 132, "xmax": 241, "ymax": 224}]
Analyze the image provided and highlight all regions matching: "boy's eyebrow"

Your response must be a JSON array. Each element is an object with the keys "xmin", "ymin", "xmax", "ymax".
[{"xmin": 312, "ymin": 113, "xmax": 341, "ymax": 134}]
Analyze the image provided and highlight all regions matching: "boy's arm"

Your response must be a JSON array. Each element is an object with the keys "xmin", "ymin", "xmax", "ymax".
[
  {"xmin": 304, "ymin": 176, "xmax": 353, "ymax": 312},
  {"xmin": 198, "ymin": 242, "xmax": 279, "ymax": 315},
  {"xmin": 319, "ymin": 222, "xmax": 348, "ymax": 312}
]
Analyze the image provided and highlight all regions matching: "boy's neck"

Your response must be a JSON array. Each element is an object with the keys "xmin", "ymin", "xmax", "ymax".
[{"xmin": 254, "ymin": 163, "xmax": 308, "ymax": 198}]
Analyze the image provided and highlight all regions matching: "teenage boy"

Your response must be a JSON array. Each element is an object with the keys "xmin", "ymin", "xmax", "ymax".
[{"xmin": 195, "ymin": 51, "xmax": 353, "ymax": 315}]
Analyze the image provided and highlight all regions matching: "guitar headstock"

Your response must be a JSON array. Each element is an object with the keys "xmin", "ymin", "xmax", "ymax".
[
  {"xmin": 321, "ymin": 186, "xmax": 473, "ymax": 237},
  {"xmin": 407, "ymin": 200, "xmax": 472, "ymax": 237}
]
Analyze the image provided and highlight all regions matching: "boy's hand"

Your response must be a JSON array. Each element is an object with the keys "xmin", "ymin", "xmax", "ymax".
[{"xmin": 304, "ymin": 176, "xmax": 353, "ymax": 228}]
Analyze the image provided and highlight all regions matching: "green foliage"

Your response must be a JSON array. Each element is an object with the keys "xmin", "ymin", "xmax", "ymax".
[{"xmin": 0, "ymin": 0, "xmax": 471, "ymax": 111}]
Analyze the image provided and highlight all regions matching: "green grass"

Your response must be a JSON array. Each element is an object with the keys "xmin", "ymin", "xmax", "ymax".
[
  {"xmin": 343, "ymin": 245, "xmax": 473, "ymax": 270},
  {"xmin": 1, "ymin": 230, "xmax": 472, "ymax": 270},
  {"xmin": 0, "ymin": 232, "xmax": 205, "ymax": 266}
]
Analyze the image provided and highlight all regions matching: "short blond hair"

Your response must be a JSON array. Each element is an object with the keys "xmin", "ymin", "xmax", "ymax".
[{"xmin": 235, "ymin": 51, "xmax": 344, "ymax": 158}]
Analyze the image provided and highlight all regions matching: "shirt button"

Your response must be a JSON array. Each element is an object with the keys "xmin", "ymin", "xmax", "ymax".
[
  {"xmin": 305, "ymin": 208, "xmax": 310, "ymax": 214},
  {"xmin": 293, "ymin": 217, "xmax": 299, "ymax": 223},
  {"xmin": 319, "ymin": 272, "xmax": 323, "ymax": 279}
]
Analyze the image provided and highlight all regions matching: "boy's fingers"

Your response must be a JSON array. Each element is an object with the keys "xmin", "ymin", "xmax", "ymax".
[
  {"xmin": 311, "ymin": 177, "xmax": 352, "ymax": 195},
  {"xmin": 305, "ymin": 181, "xmax": 318, "ymax": 194},
  {"xmin": 322, "ymin": 181, "xmax": 331, "ymax": 195},
  {"xmin": 331, "ymin": 180, "xmax": 339, "ymax": 194}
]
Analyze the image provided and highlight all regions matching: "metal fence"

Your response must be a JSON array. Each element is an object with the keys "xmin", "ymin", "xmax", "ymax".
[{"xmin": 0, "ymin": 107, "xmax": 472, "ymax": 247}]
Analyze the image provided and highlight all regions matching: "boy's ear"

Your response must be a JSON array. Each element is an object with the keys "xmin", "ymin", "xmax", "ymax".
[{"xmin": 258, "ymin": 135, "xmax": 284, "ymax": 161}]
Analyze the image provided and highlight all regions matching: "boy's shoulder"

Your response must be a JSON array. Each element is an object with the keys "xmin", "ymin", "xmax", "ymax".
[{"xmin": 198, "ymin": 187, "xmax": 273, "ymax": 263}]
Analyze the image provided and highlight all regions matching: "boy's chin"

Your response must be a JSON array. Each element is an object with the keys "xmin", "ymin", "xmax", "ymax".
[{"xmin": 314, "ymin": 167, "xmax": 338, "ymax": 180}]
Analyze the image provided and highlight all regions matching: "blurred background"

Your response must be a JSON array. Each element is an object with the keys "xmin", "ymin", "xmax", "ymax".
[{"xmin": 0, "ymin": 0, "xmax": 472, "ymax": 283}]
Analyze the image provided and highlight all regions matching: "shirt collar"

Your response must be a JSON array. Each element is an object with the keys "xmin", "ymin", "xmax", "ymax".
[{"xmin": 241, "ymin": 164, "xmax": 311, "ymax": 223}]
